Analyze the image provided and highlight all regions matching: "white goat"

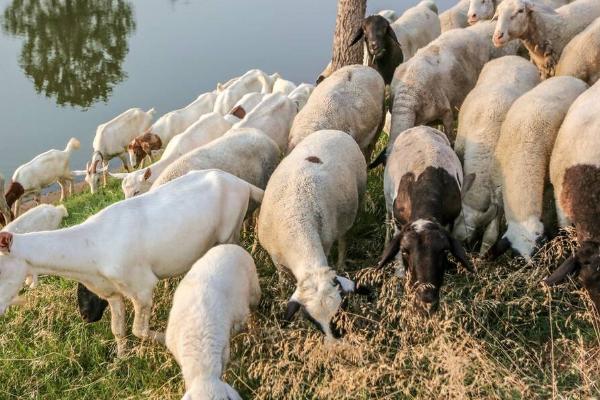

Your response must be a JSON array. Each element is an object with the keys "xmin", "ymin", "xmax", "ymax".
[
  {"xmin": 1, "ymin": 204, "xmax": 68, "ymax": 235},
  {"xmin": 0, "ymin": 169, "xmax": 264, "ymax": 356},
  {"xmin": 213, "ymin": 69, "xmax": 279, "ymax": 115},
  {"xmin": 453, "ymin": 56, "xmax": 540, "ymax": 251},
  {"xmin": 389, "ymin": 0, "xmax": 441, "ymax": 61},
  {"xmin": 166, "ymin": 245, "xmax": 261, "ymax": 400},
  {"xmin": 488, "ymin": 76, "xmax": 588, "ymax": 260},
  {"xmin": 81, "ymin": 108, "xmax": 155, "ymax": 194},
  {"xmin": 113, "ymin": 112, "xmax": 233, "ymax": 198},
  {"xmin": 257, "ymin": 130, "xmax": 367, "ymax": 340},
  {"xmin": 440, "ymin": 0, "xmax": 470, "ymax": 32},
  {"xmin": 6, "ymin": 138, "xmax": 80, "ymax": 217},
  {"xmin": 287, "ymin": 83, "xmax": 315, "ymax": 112},
  {"xmin": 272, "ymin": 77, "xmax": 297, "ymax": 95},
  {"xmin": 492, "ymin": 0, "xmax": 600, "ymax": 79},
  {"xmin": 223, "ymin": 92, "xmax": 267, "ymax": 124},
  {"xmin": 288, "ymin": 65, "xmax": 385, "ymax": 158}
]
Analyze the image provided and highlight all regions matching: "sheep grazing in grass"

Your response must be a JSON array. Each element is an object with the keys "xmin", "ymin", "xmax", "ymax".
[
  {"xmin": 556, "ymin": 16, "xmax": 600, "ymax": 85},
  {"xmin": 492, "ymin": 0, "xmax": 600, "ymax": 79},
  {"xmin": 378, "ymin": 126, "xmax": 473, "ymax": 312},
  {"xmin": 288, "ymin": 65, "xmax": 385, "ymax": 159},
  {"xmin": 166, "ymin": 245, "xmax": 261, "ymax": 400},
  {"xmin": 258, "ymin": 130, "xmax": 369, "ymax": 339},
  {"xmin": 467, "ymin": 0, "xmax": 569, "ymax": 25},
  {"xmin": 453, "ymin": 56, "xmax": 540, "ymax": 251},
  {"xmin": 5, "ymin": 138, "xmax": 80, "ymax": 217},
  {"xmin": 350, "ymin": 1, "xmax": 440, "ymax": 85},
  {"xmin": 440, "ymin": 0, "xmax": 470, "ymax": 32},
  {"xmin": 0, "ymin": 170, "xmax": 264, "ymax": 356},
  {"xmin": 213, "ymin": 69, "xmax": 279, "ymax": 115},
  {"xmin": 112, "ymin": 112, "xmax": 233, "ymax": 198},
  {"xmin": 80, "ymin": 108, "xmax": 156, "ymax": 194},
  {"xmin": 545, "ymin": 79, "xmax": 600, "ymax": 312},
  {"xmin": 127, "ymin": 93, "xmax": 217, "ymax": 169},
  {"xmin": 486, "ymin": 76, "xmax": 588, "ymax": 261}
]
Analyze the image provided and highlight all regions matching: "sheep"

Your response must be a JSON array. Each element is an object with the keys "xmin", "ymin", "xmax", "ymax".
[
  {"xmin": 272, "ymin": 77, "xmax": 297, "ymax": 95},
  {"xmin": 0, "ymin": 175, "xmax": 12, "ymax": 226},
  {"xmin": 223, "ymin": 92, "xmax": 267, "ymax": 124},
  {"xmin": 440, "ymin": 0, "xmax": 470, "ymax": 32},
  {"xmin": 0, "ymin": 169, "xmax": 264, "ymax": 356},
  {"xmin": 128, "ymin": 93, "xmax": 217, "ymax": 169},
  {"xmin": 385, "ymin": 20, "xmax": 519, "ymax": 153},
  {"xmin": 112, "ymin": 112, "xmax": 233, "ymax": 198},
  {"xmin": 5, "ymin": 138, "xmax": 80, "ymax": 217},
  {"xmin": 257, "ymin": 130, "xmax": 368, "ymax": 339},
  {"xmin": 556, "ymin": 16, "xmax": 600, "ymax": 85},
  {"xmin": 544, "ymin": 79, "xmax": 600, "ymax": 312},
  {"xmin": 81, "ymin": 107, "xmax": 156, "ymax": 194},
  {"xmin": 492, "ymin": 0, "xmax": 600, "ymax": 79},
  {"xmin": 486, "ymin": 76, "xmax": 588, "ymax": 261},
  {"xmin": 467, "ymin": 0, "xmax": 569, "ymax": 24},
  {"xmin": 213, "ymin": 69, "xmax": 279, "ymax": 115},
  {"xmin": 1, "ymin": 204, "xmax": 68, "ymax": 235},
  {"xmin": 166, "ymin": 245, "xmax": 261, "ymax": 400},
  {"xmin": 151, "ymin": 128, "xmax": 280, "ymax": 207},
  {"xmin": 452, "ymin": 56, "xmax": 540, "ymax": 252},
  {"xmin": 378, "ymin": 9, "xmax": 398, "ymax": 22},
  {"xmin": 287, "ymin": 83, "xmax": 315, "ymax": 111},
  {"xmin": 233, "ymin": 92, "xmax": 299, "ymax": 152},
  {"xmin": 378, "ymin": 126, "xmax": 473, "ymax": 312},
  {"xmin": 288, "ymin": 65, "xmax": 385, "ymax": 159}
]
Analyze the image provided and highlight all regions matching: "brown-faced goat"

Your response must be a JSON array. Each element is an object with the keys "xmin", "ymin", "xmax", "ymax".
[{"xmin": 379, "ymin": 126, "xmax": 473, "ymax": 312}]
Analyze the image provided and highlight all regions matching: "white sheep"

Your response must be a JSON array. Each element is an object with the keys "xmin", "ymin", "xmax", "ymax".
[
  {"xmin": 556, "ymin": 16, "xmax": 600, "ymax": 85},
  {"xmin": 81, "ymin": 107, "xmax": 156, "ymax": 193},
  {"xmin": 388, "ymin": 20, "xmax": 518, "ymax": 150},
  {"xmin": 390, "ymin": 0, "xmax": 441, "ymax": 60},
  {"xmin": 452, "ymin": 56, "xmax": 540, "ymax": 251},
  {"xmin": 1, "ymin": 204, "xmax": 68, "ymax": 235},
  {"xmin": 544, "ymin": 80, "xmax": 600, "ymax": 311},
  {"xmin": 288, "ymin": 65, "xmax": 385, "ymax": 158},
  {"xmin": 467, "ymin": 0, "xmax": 569, "ymax": 24},
  {"xmin": 487, "ymin": 76, "xmax": 588, "ymax": 260},
  {"xmin": 257, "ymin": 130, "xmax": 367, "ymax": 339},
  {"xmin": 233, "ymin": 92, "xmax": 298, "ymax": 152},
  {"xmin": 166, "ymin": 245, "xmax": 261, "ymax": 400},
  {"xmin": 0, "ymin": 169, "xmax": 264, "ymax": 356},
  {"xmin": 378, "ymin": 9, "xmax": 398, "ymax": 22},
  {"xmin": 440, "ymin": 0, "xmax": 470, "ymax": 32},
  {"xmin": 5, "ymin": 138, "xmax": 80, "ymax": 217},
  {"xmin": 112, "ymin": 112, "xmax": 233, "ymax": 198},
  {"xmin": 287, "ymin": 83, "xmax": 314, "ymax": 111},
  {"xmin": 492, "ymin": 0, "xmax": 600, "ymax": 79},
  {"xmin": 272, "ymin": 77, "xmax": 297, "ymax": 95},
  {"xmin": 213, "ymin": 69, "xmax": 279, "ymax": 115},
  {"xmin": 128, "ymin": 92, "xmax": 216, "ymax": 168},
  {"xmin": 151, "ymin": 128, "xmax": 280, "ymax": 204}
]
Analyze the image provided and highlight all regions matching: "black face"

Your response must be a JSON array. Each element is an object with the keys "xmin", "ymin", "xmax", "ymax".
[
  {"xmin": 363, "ymin": 16, "xmax": 390, "ymax": 58},
  {"xmin": 576, "ymin": 242, "xmax": 600, "ymax": 312},
  {"xmin": 400, "ymin": 224, "xmax": 451, "ymax": 311},
  {"xmin": 77, "ymin": 283, "xmax": 108, "ymax": 323}
]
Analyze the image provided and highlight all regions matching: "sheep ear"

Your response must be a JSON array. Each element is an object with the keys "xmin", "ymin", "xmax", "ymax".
[
  {"xmin": 143, "ymin": 168, "xmax": 152, "ymax": 181},
  {"xmin": 0, "ymin": 232, "xmax": 13, "ymax": 253},
  {"xmin": 447, "ymin": 233, "xmax": 475, "ymax": 272},
  {"xmin": 386, "ymin": 25, "xmax": 400, "ymax": 46},
  {"xmin": 349, "ymin": 27, "xmax": 364, "ymax": 47},
  {"xmin": 543, "ymin": 256, "xmax": 579, "ymax": 286},
  {"xmin": 378, "ymin": 231, "xmax": 403, "ymax": 267}
]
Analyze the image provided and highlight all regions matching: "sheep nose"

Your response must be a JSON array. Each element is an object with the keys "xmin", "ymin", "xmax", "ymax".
[{"xmin": 468, "ymin": 14, "xmax": 478, "ymax": 23}]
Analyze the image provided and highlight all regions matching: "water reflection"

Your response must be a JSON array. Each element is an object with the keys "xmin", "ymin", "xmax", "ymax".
[{"xmin": 2, "ymin": 0, "xmax": 136, "ymax": 108}]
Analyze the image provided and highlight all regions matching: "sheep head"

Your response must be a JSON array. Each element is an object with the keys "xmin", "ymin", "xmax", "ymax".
[
  {"xmin": 468, "ymin": 0, "xmax": 499, "ymax": 24},
  {"xmin": 379, "ymin": 219, "xmax": 474, "ymax": 313},
  {"xmin": 350, "ymin": 15, "xmax": 400, "ymax": 63},
  {"xmin": 492, "ymin": 0, "xmax": 532, "ymax": 47}
]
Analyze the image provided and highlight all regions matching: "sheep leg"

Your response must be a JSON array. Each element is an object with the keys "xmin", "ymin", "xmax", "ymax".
[
  {"xmin": 385, "ymin": 211, "xmax": 393, "ymax": 245},
  {"xmin": 556, "ymin": 204, "xmax": 571, "ymax": 228},
  {"xmin": 102, "ymin": 161, "xmax": 109, "ymax": 186},
  {"xmin": 480, "ymin": 216, "xmax": 500, "ymax": 256},
  {"xmin": 119, "ymin": 154, "xmax": 131, "ymax": 173},
  {"xmin": 58, "ymin": 180, "xmax": 67, "ymax": 202},
  {"xmin": 337, "ymin": 237, "xmax": 347, "ymax": 270},
  {"xmin": 108, "ymin": 296, "xmax": 127, "ymax": 357},
  {"xmin": 131, "ymin": 288, "xmax": 165, "ymax": 345}
]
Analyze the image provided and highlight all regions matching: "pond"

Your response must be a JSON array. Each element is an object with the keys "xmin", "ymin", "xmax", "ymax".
[{"xmin": 0, "ymin": 0, "xmax": 455, "ymax": 179}]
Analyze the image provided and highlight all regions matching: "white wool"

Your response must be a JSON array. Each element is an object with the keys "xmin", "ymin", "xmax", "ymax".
[
  {"xmin": 452, "ymin": 56, "xmax": 540, "ymax": 245},
  {"xmin": 467, "ymin": 0, "xmax": 568, "ymax": 24},
  {"xmin": 389, "ymin": 0, "xmax": 441, "ymax": 60},
  {"xmin": 556, "ymin": 16, "xmax": 600, "ymax": 85},
  {"xmin": 439, "ymin": 0, "xmax": 470, "ymax": 32},
  {"xmin": 166, "ymin": 245, "xmax": 260, "ymax": 400},
  {"xmin": 2, "ymin": 204, "xmax": 67, "ymax": 234},
  {"xmin": 287, "ymin": 83, "xmax": 315, "ymax": 111},
  {"xmin": 213, "ymin": 69, "xmax": 279, "ymax": 115},
  {"xmin": 288, "ymin": 65, "xmax": 385, "ymax": 155},
  {"xmin": 272, "ymin": 77, "xmax": 297, "ymax": 95}
]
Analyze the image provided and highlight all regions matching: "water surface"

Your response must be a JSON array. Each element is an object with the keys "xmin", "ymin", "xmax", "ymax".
[{"xmin": 0, "ymin": 0, "xmax": 455, "ymax": 178}]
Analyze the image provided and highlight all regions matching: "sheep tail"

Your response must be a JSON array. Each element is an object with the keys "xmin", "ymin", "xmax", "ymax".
[
  {"xmin": 388, "ymin": 84, "xmax": 417, "ymax": 147},
  {"xmin": 65, "ymin": 138, "xmax": 81, "ymax": 153}
]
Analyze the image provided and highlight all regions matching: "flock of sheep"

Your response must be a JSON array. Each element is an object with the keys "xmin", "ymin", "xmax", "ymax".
[{"xmin": 1, "ymin": 0, "xmax": 600, "ymax": 398}]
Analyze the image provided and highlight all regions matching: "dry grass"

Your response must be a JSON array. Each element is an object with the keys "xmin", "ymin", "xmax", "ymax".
[{"xmin": 1, "ymin": 158, "xmax": 599, "ymax": 399}]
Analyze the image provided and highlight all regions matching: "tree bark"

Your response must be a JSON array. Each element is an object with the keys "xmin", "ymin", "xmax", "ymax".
[{"xmin": 330, "ymin": 0, "xmax": 366, "ymax": 73}]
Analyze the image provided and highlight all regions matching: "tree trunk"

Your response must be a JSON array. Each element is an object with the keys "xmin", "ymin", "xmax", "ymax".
[{"xmin": 330, "ymin": 0, "xmax": 366, "ymax": 72}]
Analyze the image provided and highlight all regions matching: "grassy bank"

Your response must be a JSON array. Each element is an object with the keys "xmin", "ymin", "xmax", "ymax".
[{"xmin": 0, "ymin": 167, "xmax": 599, "ymax": 399}]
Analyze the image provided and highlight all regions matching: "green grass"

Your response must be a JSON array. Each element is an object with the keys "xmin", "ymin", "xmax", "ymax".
[{"xmin": 1, "ymin": 160, "xmax": 599, "ymax": 399}]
